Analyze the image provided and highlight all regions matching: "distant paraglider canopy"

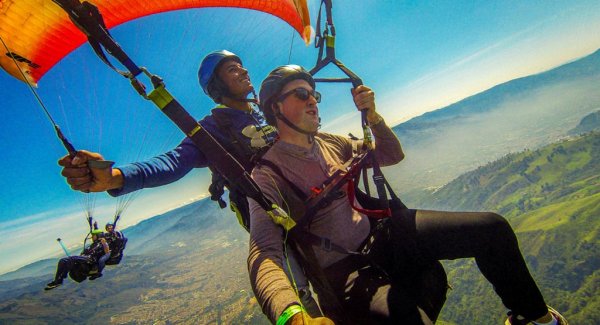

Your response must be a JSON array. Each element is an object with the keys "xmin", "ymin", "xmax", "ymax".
[{"xmin": 0, "ymin": 0, "xmax": 311, "ymax": 85}]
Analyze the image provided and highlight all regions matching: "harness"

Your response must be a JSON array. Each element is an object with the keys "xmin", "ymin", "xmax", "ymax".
[
  {"xmin": 259, "ymin": 144, "xmax": 449, "ymax": 323},
  {"xmin": 258, "ymin": 147, "xmax": 399, "ymax": 253},
  {"xmin": 257, "ymin": 143, "xmax": 410, "ymax": 322},
  {"xmin": 208, "ymin": 107, "xmax": 276, "ymax": 231}
]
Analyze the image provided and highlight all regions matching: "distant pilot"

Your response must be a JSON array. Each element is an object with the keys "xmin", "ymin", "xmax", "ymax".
[{"xmin": 45, "ymin": 229, "xmax": 110, "ymax": 290}]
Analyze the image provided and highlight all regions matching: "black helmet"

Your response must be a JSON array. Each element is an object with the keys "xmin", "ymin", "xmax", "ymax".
[
  {"xmin": 105, "ymin": 222, "xmax": 114, "ymax": 230},
  {"xmin": 198, "ymin": 50, "xmax": 242, "ymax": 103},
  {"xmin": 259, "ymin": 65, "xmax": 315, "ymax": 126}
]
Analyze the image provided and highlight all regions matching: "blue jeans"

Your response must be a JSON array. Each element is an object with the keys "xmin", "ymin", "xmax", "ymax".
[{"xmin": 97, "ymin": 253, "xmax": 111, "ymax": 274}]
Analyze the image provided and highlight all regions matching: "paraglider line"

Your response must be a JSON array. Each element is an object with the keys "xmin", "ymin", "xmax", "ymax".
[
  {"xmin": 0, "ymin": 35, "xmax": 77, "ymax": 156},
  {"xmin": 0, "ymin": 36, "xmax": 60, "ymax": 128},
  {"xmin": 287, "ymin": 30, "xmax": 295, "ymax": 64}
]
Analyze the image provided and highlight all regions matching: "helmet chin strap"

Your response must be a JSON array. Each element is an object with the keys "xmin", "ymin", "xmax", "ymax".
[
  {"xmin": 236, "ymin": 97, "xmax": 258, "ymax": 104},
  {"xmin": 275, "ymin": 110, "xmax": 320, "ymax": 144},
  {"xmin": 238, "ymin": 90, "xmax": 259, "ymax": 104},
  {"xmin": 222, "ymin": 90, "xmax": 258, "ymax": 106}
]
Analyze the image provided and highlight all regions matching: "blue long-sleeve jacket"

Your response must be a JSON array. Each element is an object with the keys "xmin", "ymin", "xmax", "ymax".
[{"xmin": 108, "ymin": 106, "xmax": 277, "ymax": 197}]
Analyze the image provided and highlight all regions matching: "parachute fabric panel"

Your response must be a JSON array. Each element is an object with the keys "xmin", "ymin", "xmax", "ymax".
[{"xmin": 0, "ymin": 0, "xmax": 311, "ymax": 85}]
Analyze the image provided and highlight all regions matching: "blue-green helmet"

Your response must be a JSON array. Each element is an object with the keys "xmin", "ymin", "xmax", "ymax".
[{"xmin": 198, "ymin": 50, "xmax": 242, "ymax": 103}]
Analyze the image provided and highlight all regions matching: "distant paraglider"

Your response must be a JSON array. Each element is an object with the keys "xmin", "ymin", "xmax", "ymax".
[
  {"xmin": 45, "ymin": 228, "xmax": 108, "ymax": 290},
  {"xmin": 45, "ymin": 219, "xmax": 127, "ymax": 290}
]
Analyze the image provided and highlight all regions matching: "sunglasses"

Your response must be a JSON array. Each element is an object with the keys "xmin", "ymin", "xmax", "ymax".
[{"xmin": 277, "ymin": 87, "xmax": 322, "ymax": 103}]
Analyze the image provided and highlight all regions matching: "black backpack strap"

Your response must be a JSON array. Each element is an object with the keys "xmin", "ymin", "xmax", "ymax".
[
  {"xmin": 257, "ymin": 160, "xmax": 363, "ymax": 244},
  {"xmin": 211, "ymin": 110, "xmax": 253, "ymax": 167},
  {"xmin": 54, "ymin": 0, "xmax": 143, "ymax": 78},
  {"xmin": 256, "ymin": 159, "xmax": 308, "ymax": 201},
  {"xmin": 364, "ymin": 152, "xmax": 390, "ymax": 212},
  {"xmin": 294, "ymin": 228, "xmax": 361, "ymax": 256},
  {"xmin": 208, "ymin": 166, "xmax": 227, "ymax": 209},
  {"xmin": 228, "ymin": 188, "xmax": 251, "ymax": 232}
]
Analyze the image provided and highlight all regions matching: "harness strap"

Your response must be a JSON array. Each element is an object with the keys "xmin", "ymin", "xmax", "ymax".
[
  {"xmin": 81, "ymin": 2, "xmax": 131, "ymax": 78},
  {"xmin": 211, "ymin": 109, "xmax": 252, "ymax": 168},
  {"xmin": 369, "ymin": 154, "xmax": 390, "ymax": 212},
  {"xmin": 347, "ymin": 178, "xmax": 391, "ymax": 219},
  {"xmin": 257, "ymin": 157, "xmax": 358, "ymax": 254},
  {"xmin": 53, "ymin": 0, "xmax": 143, "ymax": 77},
  {"xmin": 208, "ymin": 167, "xmax": 227, "ymax": 209},
  {"xmin": 113, "ymin": 214, "xmax": 121, "ymax": 228},
  {"xmin": 288, "ymin": 233, "xmax": 349, "ymax": 324},
  {"xmin": 295, "ymin": 228, "xmax": 362, "ymax": 256},
  {"xmin": 256, "ymin": 159, "xmax": 308, "ymax": 201}
]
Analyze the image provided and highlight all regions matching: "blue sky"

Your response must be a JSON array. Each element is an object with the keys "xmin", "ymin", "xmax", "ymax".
[{"xmin": 1, "ymin": 1, "xmax": 599, "ymax": 275}]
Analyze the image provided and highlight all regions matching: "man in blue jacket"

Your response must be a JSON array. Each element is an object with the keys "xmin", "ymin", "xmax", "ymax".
[
  {"xmin": 57, "ymin": 50, "xmax": 320, "ymax": 315},
  {"xmin": 59, "ymin": 50, "xmax": 276, "ymax": 228}
]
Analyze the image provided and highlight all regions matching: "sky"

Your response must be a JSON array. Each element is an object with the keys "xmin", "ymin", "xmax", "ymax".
[{"xmin": 1, "ymin": 0, "xmax": 599, "ymax": 275}]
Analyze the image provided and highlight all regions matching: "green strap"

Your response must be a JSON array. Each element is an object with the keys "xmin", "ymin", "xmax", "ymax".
[
  {"xmin": 267, "ymin": 205, "xmax": 296, "ymax": 231},
  {"xmin": 276, "ymin": 304, "xmax": 304, "ymax": 325}
]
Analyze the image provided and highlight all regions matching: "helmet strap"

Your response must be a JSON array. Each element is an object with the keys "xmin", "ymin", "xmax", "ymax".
[
  {"xmin": 240, "ymin": 90, "xmax": 258, "ymax": 104},
  {"xmin": 274, "ymin": 109, "xmax": 319, "ymax": 143},
  {"xmin": 218, "ymin": 83, "xmax": 257, "ymax": 106},
  {"xmin": 235, "ymin": 97, "xmax": 258, "ymax": 104}
]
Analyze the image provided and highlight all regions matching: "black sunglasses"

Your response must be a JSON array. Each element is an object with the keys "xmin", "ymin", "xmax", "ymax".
[{"xmin": 277, "ymin": 87, "xmax": 322, "ymax": 103}]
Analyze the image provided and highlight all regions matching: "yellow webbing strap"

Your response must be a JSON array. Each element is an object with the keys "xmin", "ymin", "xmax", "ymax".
[
  {"xmin": 148, "ymin": 85, "xmax": 201, "ymax": 137},
  {"xmin": 187, "ymin": 125, "xmax": 202, "ymax": 137},
  {"xmin": 267, "ymin": 204, "xmax": 296, "ymax": 231},
  {"xmin": 229, "ymin": 201, "xmax": 249, "ymax": 231},
  {"xmin": 326, "ymin": 34, "xmax": 335, "ymax": 48},
  {"xmin": 147, "ymin": 84, "xmax": 173, "ymax": 109}
]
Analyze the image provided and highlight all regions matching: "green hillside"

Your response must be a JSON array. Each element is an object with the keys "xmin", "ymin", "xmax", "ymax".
[{"xmin": 409, "ymin": 132, "xmax": 600, "ymax": 324}]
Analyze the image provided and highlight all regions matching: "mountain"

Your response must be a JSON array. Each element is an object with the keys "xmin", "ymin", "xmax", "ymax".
[
  {"xmin": 387, "ymin": 49, "xmax": 600, "ymax": 196},
  {"xmin": 0, "ymin": 259, "xmax": 57, "ymax": 282},
  {"xmin": 569, "ymin": 110, "xmax": 600, "ymax": 135},
  {"xmin": 413, "ymin": 132, "xmax": 600, "ymax": 324}
]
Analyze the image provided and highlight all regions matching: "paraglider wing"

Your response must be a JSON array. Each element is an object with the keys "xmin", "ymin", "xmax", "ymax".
[{"xmin": 0, "ymin": 0, "xmax": 311, "ymax": 85}]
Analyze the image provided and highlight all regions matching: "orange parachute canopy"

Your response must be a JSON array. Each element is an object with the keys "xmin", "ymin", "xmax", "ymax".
[{"xmin": 0, "ymin": 0, "xmax": 311, "ymax": 85}]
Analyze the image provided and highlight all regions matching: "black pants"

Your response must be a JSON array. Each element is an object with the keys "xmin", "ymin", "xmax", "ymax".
[
  {"xmin": 54, "ymin": 256, "xmax": 93, "ymax": 282},
  {"xmin": 324, "ymin": 209, "xmax": 548, "ymax": 324}
]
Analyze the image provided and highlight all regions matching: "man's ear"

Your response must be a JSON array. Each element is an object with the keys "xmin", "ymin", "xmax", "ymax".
[{"xmin": 273, "ymin": 102, "xmax": 283, "ymax": 118}]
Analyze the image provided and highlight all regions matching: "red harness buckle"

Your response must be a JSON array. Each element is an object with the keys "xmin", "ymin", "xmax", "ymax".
[{"xmin": 311, "ymin": 187, "xmax": 323, "ymax": 196}]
